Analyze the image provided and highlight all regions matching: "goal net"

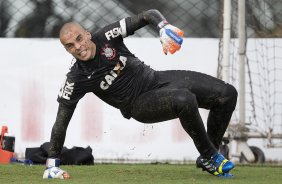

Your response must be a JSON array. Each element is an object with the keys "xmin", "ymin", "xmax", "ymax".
[{"xmin": 218, "ymin": 0, "xmax": 282, "ymax": 148}]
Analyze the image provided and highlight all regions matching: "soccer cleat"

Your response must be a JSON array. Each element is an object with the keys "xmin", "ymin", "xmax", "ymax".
[{"xmin": 196, "ymin": 153, "xmax": 234, "ymax": 177}]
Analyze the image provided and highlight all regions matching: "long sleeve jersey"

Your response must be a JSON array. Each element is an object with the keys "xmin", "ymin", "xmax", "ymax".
[{"xmin": 58, "ymin": 9, "xmax": 166, "ymax": 118}]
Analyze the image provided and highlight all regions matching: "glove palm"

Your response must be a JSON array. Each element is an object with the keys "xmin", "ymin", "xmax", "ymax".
[{"xmin": 160, "ymin": 24, "xmax": 184, "ymax": 54}]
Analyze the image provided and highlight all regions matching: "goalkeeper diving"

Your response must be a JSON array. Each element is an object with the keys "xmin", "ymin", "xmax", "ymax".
[{"xmin": 43, "ymin": 9, "xmax": 238, "ymax": 179}]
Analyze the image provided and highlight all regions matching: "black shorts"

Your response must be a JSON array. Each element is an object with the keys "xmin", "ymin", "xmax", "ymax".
[{"xmin": 130, "ymin": 70, "xmax": 230, "ymax": 123}]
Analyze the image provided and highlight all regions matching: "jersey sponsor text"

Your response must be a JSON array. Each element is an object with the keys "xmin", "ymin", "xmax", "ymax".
[
  {"xmin": 58, "ymin": 80, "xmax": 74, "ymax": 100},
  {"xmin": 100, "ymin": 56, "xmax": 127, "ymax": 90},
  {"xmin": 105, "ymin": 27, "xmax": 122, "ymax": 40}
]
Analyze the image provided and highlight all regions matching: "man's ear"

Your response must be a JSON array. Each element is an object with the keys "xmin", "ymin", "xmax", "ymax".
[{"xmin": 86, "ymin": 31, "xmax": 91, "ymax": 39}]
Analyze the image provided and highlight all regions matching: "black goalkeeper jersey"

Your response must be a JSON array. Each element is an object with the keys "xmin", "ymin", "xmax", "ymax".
[{"xmin": 57, "ymin": 18, "xmax": 161, "ymax": 118}]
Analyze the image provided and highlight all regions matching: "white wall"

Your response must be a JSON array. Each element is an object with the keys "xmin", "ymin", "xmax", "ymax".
[{"xmin": 0, "ymin": 38, "xmax": 281, "ymax": 162}]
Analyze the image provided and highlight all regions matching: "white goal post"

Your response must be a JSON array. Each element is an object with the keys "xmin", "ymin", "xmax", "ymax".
[{"xmin": 219, "ymin": 0, "xmax": 282, "ymax": 163}]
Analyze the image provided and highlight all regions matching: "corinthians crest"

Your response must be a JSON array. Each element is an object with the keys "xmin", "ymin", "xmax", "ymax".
[{"xmin": 101, "ymin": 44, "xmax": 116, "ymax": 60}]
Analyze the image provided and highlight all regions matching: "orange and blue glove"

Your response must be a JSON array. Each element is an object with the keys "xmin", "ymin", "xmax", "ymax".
[{"xmin": 159, "ymin": 21, "xmax": 184, "ymax": 55}]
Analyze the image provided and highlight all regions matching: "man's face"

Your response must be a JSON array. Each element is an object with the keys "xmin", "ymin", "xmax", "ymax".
[{"xmin": 60, "ymin": 25, "xmax": 95, "ymax": 61}]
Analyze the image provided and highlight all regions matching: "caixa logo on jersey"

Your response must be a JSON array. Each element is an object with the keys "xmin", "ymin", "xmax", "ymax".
[{"xmin": 100, "ymin": 56, "xmax": 127, "ymax": 90}]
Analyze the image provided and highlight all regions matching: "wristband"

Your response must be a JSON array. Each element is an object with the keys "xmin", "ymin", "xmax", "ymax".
[
  {"xmin": 46, "ymin": 158, "xmax": 60, "ymax": 168},
  {"xmin": 158, "ymin": 20, "xmax": 169, "ymax": 29}
]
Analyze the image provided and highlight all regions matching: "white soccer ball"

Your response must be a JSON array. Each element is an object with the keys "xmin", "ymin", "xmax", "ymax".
[{"xmin": 43, "ymin": 167, "xmax": 66, "ymax": 179}]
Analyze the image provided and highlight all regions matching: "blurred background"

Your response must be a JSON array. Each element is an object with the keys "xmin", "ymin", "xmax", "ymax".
[
  {"xmin": 1, "ymin": 0, "xmax": 282, "ymax": 38},
  {"xmin": 1, "ymin": 0, "xmax": 282, "ymax": 163}
]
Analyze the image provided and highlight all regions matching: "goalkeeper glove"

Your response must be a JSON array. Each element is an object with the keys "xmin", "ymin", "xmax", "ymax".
[
  {"xmin": 43, "ymin": 158, "xmax": 70, "ymax": 179},
  {"xmin": 159, "ymin": 21, "xmax": 184, "ymax": 55}
]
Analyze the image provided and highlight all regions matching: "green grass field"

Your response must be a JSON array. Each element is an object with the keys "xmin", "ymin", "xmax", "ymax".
[{"xmin": 0, "ymin": 163, "xmax": 281, "ymax": 184}]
